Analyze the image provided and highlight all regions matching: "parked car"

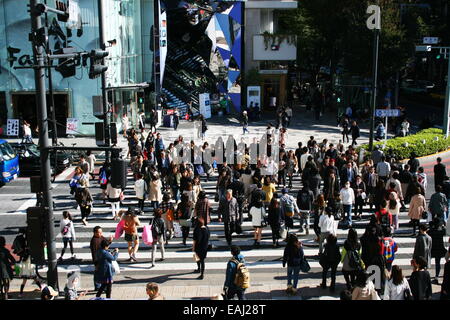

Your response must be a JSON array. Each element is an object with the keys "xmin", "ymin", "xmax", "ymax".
[
  {"xmin": 0, "ymin": 139, "xmax": 19, "ymax": 184},
  {"xmin": 10, "ymin": 143, "xmax": 72, "ymax": 176}
]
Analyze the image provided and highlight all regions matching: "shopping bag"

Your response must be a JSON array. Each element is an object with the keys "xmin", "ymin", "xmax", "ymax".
[
  {"xmin": 111, "ymin": 260, "xmax": 121, "ymax": 274},
  {"xmin": 14, "ymin": 263, "xmax": 21, "ymax": 277},
  {"xmin": 114, "ymin": 220, "xmax": 125, "ymax": 240},
  {"xmin": 173, "ymin": 222, "xmax": 183, "ymax": 238},
  {"xmin": 300, "ymin": 257, "xmax": 311, "ymax": 273},
  {"xmin": 193, "ymin": 253, "xmax": 200, "ymax": 262},
  {"xmin": 279, "ymin": 224, "xmax": 287, "ymax": 239},
  {"xmin": 142, "ymin": 225, "xmax": 153, "ymax": 245},
  {"xmin": 179, "ymin": 219, "xmax": 192, "ymax": 228}
]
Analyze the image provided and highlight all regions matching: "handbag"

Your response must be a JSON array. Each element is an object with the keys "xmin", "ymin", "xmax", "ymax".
[
  {"xmin": 279, "ymin": 224, "xmax": 287, "ymax": 239},
  {"xmin": 173, "ymin": 222, "xmax": 183, "ymax": 238},
  {"xmin": 142, "ymin": 224, "xmax": 153, "ymax": 245},
  {"xmin": 299, "ymin": 256, "xmax": 311, "ymax": 273},
  {"xmin": 260, "ymin": 208, "xmax": 267, "ymax": 227},
  {"xmin": 114, "ymin": 220, "xmax": 125, "ymax": 240},
  {"xmin": 214, "ymin": 192, "xmax": 220, "ymax": 202},
  {"xmin": 111, "ymin": 260, "xmax": 121, "ymax": 274},
  {"xmin": 403, "ymin": 287, "xmax": 413, "ymax": 300}
]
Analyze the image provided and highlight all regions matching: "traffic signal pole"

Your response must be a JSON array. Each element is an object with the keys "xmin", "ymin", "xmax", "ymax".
[
  {"xmin": 97, "ymin": 0, "xmax": 111, "ymax": 161},
  {"xmin": 29, "ymin": 0, "xmax": 59, "ymax": 290}
]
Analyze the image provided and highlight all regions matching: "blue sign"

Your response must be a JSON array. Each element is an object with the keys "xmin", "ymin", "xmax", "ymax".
[{"xmin": 375, "ymin": 109, "xmax": 401, "ymax": 117}]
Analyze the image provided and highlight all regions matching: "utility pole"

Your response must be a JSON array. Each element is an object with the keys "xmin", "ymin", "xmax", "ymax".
[
  {"xmin": 367, "ymin": 3, "xmax": 381, "ymax": 151},
  {"xmin": 442, "ymin": 50, "xmax": 450, "ymax": 137},
  {"xmin": 97, "ymin": 0, "xmax": 110, "ymax": 161},
  {"xmin": 44, "ymin": 0, "xmax": 58, "ymax": 146},
  {"xmin": 29, "ymin": 0, "xmax": 58, "ymax": 290}
]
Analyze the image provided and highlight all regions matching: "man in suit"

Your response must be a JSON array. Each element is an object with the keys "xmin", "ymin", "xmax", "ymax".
[
  {"xmin": 340, "ymin": 161, "xmax": 357, "ymax": 187},
  {"xmin": 434, "ymin": 157, "xmax": 447, "ymax": 191}
]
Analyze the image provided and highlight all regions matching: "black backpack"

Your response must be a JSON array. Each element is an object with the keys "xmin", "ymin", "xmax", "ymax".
[
  {"xmin": 12, "ymin": 235, "xmax": 24, "ymax": 254},
  {"xmin": 298, "ymin": 191, "xmax": 312, "ymax": 211},
  {"xmin": 348, "ymin": 248, "xmax": 363, "ymax": 270},
  {"xmin": 380, "ymin": 212, "xmax": 390, "ymax": 227}
]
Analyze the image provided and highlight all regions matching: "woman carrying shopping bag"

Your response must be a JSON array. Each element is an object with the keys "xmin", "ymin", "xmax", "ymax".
[{"xmin": 150, "ymin": 209, "xmax": 166, "ymax": 268}]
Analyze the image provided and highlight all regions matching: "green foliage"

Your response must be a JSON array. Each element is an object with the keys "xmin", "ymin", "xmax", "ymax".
[{"xmin": 360, "ymin": 128, "xmax": 450, "ymax": 160}]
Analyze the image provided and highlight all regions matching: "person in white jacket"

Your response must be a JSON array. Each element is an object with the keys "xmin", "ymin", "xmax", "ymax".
[
  {"xmin": 340, "ymin": 181, "xmax": 355, "ymax": 227},
  {"xmin": 134, "ymin": 173, "xmax": 146, "ymax": 213},
  {"xmin": 58, "ymin": 211, "xmax": 76, "ymax": 261},
  {"xmin": 318, "ymin": 207, "xmax": 336, "ymax": 254},
  {"xmin": 383, "ymin": 265, "xmax": 411, "ymax": 300}
]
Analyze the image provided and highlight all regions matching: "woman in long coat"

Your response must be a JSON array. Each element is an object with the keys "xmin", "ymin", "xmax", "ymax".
[
  {"xmin": 148, "ymin": 173, "xmax": 163, "ymax": 208},
  {"xmin": 408, "ymin": 186, "xmax": 427, "ymax": 235},
  {"xmin": 192, "ymin": 217, "xmax": 210, "ymax": 280}
]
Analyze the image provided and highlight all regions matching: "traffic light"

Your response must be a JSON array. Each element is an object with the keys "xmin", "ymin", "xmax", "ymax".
[
  {"xmin": 89, "ymin": 49, "xmax": 108, "ymax": 79},
  {"xmin": 137, "ymin": 91, "xmax": 145, "ymax": 104},
  {"xmin": 436, "ymin": 54, "xmax": 441, "ymax": 59},
  {"xmin": 26, "ymin": 207, "xmax": 46, "ymax": 265}
]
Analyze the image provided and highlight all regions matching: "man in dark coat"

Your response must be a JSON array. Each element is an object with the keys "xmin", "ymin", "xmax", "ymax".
[
  {"xmin": 229, "ymin": 172, "xmax": 246, "ymax": 224},
  {"xmin": 350, "ymin": 121, "xmax": 360, "ymax": 145},
  {"xmin": 434, "ymin": 157, "xmax": 447, "ymax": 191},
  {"xmin": 218, "ymin": 190, "xmax": 241, "ymax": 245}
]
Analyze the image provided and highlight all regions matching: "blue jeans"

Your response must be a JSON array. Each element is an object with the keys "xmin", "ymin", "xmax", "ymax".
[
  {"xmin": 287, "ymin": 266, "xmax": 301, "ymax": 288},
  {"xmin": 343, "ymin": 204, "xmax": 353, "ymax": 225}
]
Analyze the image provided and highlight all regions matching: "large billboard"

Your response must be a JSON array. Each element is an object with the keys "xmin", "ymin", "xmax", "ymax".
[{"xmin": 159, "ymin": 0, "xmax": 244, "ymax": 116}]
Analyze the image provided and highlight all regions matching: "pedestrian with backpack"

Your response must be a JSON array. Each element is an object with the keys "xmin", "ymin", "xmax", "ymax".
[
  {"xmin": 150, "ymin": 209, "xmax": 166, "ymax": 268},
  {"xmin": 319, "ymin": 234, "xmax": 341, "ymax": 292},
  {"xmin": 224, "ymin": 246, "xmax": 248, "ymax": 300},
  {"xmin": 376, "ymin": 200, "xmax": 393, "ymax": 230},
  {"xmin": 12, "ymin": 228, "xmax": 42, "ymax": 298},
  {"xmin": 122, "ymin": 207, "xmax": 141, "ymax": 262},
  {"xmin": 282, "ymin": 234, "xmax": 305, "ymax": 296},
  {"xmin": 280, "ymin": 188, "xmax": 299, "ymax": 231},
  {"xmin": 58, "ymin": 211, "xmax": 76, "ymax": 262},
  {"xmin": 297, "ymin": 184, "xmax": 315, "ymax": 234},
  {"xmin": 341, "ymin": 228, "xmax": 364, "ymax": 290},
  {"xmin": 380, "ymin": 226, "xmax": 398, "ymax": 272},
  {"xmin": 98, "ymin": 161, "xmax": 111, "ymax": 204}
]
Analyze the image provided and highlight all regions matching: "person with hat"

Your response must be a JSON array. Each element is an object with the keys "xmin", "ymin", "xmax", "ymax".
[
  {"xmin": 413, "ymin": 223, "xmax": 433, "ymax": 270},
  {"xmin": 41, "ymin": 286, "xmax": 58, "ymax": 300},
  {"xmin": 64, "ymin": 271, "xmax": 87, "ymax": 300}
]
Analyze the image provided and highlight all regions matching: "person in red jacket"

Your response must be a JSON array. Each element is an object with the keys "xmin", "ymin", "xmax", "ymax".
[
  {"xmin": 375, "ymin": 200, "xmax": 393, "ymax": 229},
  {"xmin": 379, "ymin": 226, "xmax": 398, "ymax": 272}
]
